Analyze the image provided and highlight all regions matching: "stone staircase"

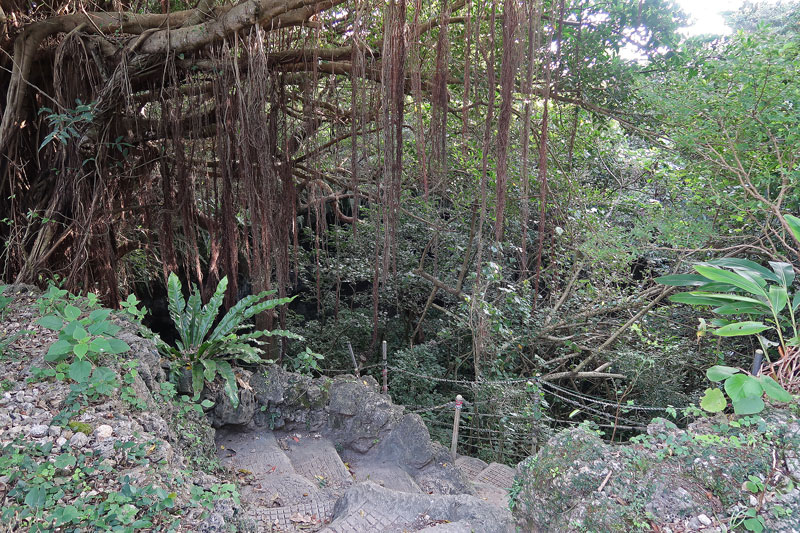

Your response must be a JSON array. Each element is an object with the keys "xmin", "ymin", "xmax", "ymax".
[{"xmin": 216, "ymin": 428, "xmax": 515, "ymax": 532}]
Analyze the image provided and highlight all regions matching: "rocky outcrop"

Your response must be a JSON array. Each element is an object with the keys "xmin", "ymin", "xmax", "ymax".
[
  {"xmin": 512, "ymin": 411, "xmax": 800, "ymax": 532},
  {"xmin": 210, "ymin": 364, "xmax": 472, "ymax": 496}
]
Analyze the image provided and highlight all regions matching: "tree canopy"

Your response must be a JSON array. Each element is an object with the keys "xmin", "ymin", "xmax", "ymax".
[{"xmin": 0, "ymin": 0, "xmax": 798, "ymax": 409}]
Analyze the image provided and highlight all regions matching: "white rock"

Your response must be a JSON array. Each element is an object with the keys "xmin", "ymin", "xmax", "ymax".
[
  {"xmin": 697, "ymin": 514, "xmax": 712, "ymax": 526},
  {"xmin": 70, "ymin": 432, "xmax": 89, "ymax": 448},
  {"xmin": 48, "ymin": 425, "xmax": 61, "ymax": 437},
  {"xmin": 27, "ymin": 424, "xmax": 48, "ymax": 438},
  {"xmin": 95, "ymin": 424, "xmax": 113, "ymax": 440},
  {"xmin": 56, "ymin": 436, "xmax": 67, "ymax": 448}
]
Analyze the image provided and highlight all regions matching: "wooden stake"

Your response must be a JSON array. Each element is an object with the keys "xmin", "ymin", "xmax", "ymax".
[
  {"xmin": 382, "ymin": 340, "xmax": 388, "ymax": 394},
  {"xmin": 451, "ymin": 394, "xmax": 463, "ymax": 457},
  {"xmin": 347, "ymin": 341, "xmax": 360, "ymax": 378}
]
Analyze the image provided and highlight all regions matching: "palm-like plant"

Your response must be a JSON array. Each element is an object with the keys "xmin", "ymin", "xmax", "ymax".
[{"xmin": 161, "ymin": 273, "xmax": 300, "ymax": 407}]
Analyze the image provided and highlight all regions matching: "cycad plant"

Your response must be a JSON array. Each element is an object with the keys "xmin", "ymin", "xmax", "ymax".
[{"xmin": 161, "ymin": 273, "xmax": 300, "ymax": 407}]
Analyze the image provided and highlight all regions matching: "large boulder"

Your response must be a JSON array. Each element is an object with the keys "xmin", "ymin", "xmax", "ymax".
[
  {"xmin": 512, "ymin": 410, "xmax": 800, "ymax": 532},
  {"xmin": 233, "ymin": 364, "xmax": 472, "ymax": 495}
]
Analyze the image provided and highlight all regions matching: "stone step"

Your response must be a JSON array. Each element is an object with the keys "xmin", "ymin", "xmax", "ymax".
[
  {"xmin": 455, "ymin": 455, "xmax": 488, "ymax": 480},
  {"xmin": 320, "ymin": 481, "xmax": 514, "ymax": 533},
  {"xmin": 278, "ymin": 432, "xmax": 354, "ymax": 489},
  {"xmin": 247, "ymin": 496, "xmax": 337, "ymax": 532},
  {"xmin": 473, "ymin": 462, "xmax": 515, "ymax": 490},
  {"xmin": 216, "ymin": 427, "xmax": 295, "ymax": 476}
]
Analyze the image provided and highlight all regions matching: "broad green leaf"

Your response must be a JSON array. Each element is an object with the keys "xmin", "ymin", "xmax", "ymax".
[
  {"xmin": 758, "ymin": 375, "xmax": 793, "ymax": 402},
  {"xmin": 72, "ymin": 343, "xmax": 89, "ymax": 359},
  {"xmin": 712, "ymin": 302, "xmax": 768, "ymax": 315},
  {"xmin": 700, "ymin": 388, "xmax": 726, "ymax": 413},
  {"xmin": 72, "ymin": 325, "xmax": 88, "ymax": 341},
  {"xmin": 217, "ymin": 360, "xmax": 239, "ymax": 409},
  {"xmin": 732, "ymin": 396, "xmax": 765, "ymax": 415},
  {"xmin": 198, "ymin": 277, "xmax": 228, "ymax": 343},
  {"xmin": 767, "ymin": 286, "xmax": 788, "ymax": 314},
  {"xmin": 242, "ymin": 296, "xmax": 296, "ymax": 321},
  {"xmin": 714, "ymin": 321, "xmax": 771, "ymax": 337},
  {"xmin": 794, "ymin": 292, "xmax": 800, "ymax": 313},
  {"xmin": 743, "ymin": 516, "xmax": 764, "ymax": 533},
  {"xmin": 24, "ymin": 486, "xmax": 47, "ymax": 509},
  {"xmin": 768, "ymin": 261, "xmax": 795, "ymax": 287},
  {"xmin": 185, "ymin": 287, "xmax": 203, "ymax": 345},
  {"xmin": 88, "ymin": 308, "xmax": 112, "ymax": 323},
  {"xmin": 706, "ymin": 365, "xmax": 739, "ymax": 382},
  {"xmin": 106, "ymin": 338, "xmax": 130, "ymax": 354},
  {"xmin": 724, "ymin": 374, "xmax": 763, "ymax": 402},
  {"xmin": 64, "ymin": 304, "xmax": 81, "ymax": 321},
  {"xmin": 45, "ymin": 339, "xmax": 73, "ymax": 361},
  {"xmin": 167, "ymin": 273, "xmax": 186, "ymax": 330},
  {"xmin": 89, "ymin": 337, "xmax": 112, "ymax": 353},
  {"xmin": 694, "ymin": 265, "xmax": 767, "ymax": 297},
  {"xmin": 706, "ymin": 258, "xmax": 781, "ymax": 283},
  {"xmin": 654, "ymin": 274, "xmax": 710, "ymax": 286},
  {"xmin": 201, "ymin": 359, "xmax": 217, "ymax": 382},
  {"xmin": 785, "ymin": 214, "xmax": 800, "ymax": 243},
  {"xmin": 679, "ymin": 292, "xmax": 768, "ymax": 305},
  {"xmin": 69, "ymin": 360, "xmax": 92, "ymax": 383},
  {"xmin": 37, "ymin": 315, "xmax": 63, "ymax": 330},
  {"xmin": 54, "ymin": 453, "xmax": 77, "ymax": 469},
  {"xmin": 669, "ymin": 293, "xmax": 726, "ymax": 306},
  {"xmin": 90, "ymin": 367, "xmax": 118, "ymax": 394},
  {"xmin": 697, "ymin": 282, "xmax": 740, "ymax": 292},
  {"xmin": 191, "ymin": 363, "xmax": 204, "ymax": 401},
  {"xmin": 53, "ymin": 505, "xmax": 79, "ymax": 526}
]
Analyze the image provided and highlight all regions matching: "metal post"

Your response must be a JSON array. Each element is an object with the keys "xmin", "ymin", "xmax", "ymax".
[
  {"xmin": 347, "ymin": 342, "xmax": 360, "ymax": 378},
  {"xmin": 381, "ymin": 340, "xmax": 388, "ymax": 394},
  {"xmin": 451, "ymin": 394, "xmax": 463, "ymax": 457}
]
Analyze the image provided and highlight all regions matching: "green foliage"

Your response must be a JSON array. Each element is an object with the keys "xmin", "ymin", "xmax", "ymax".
[
  {"xmin": 0, "ymin": 438, "xmax": 182, "ymax": 531},
  {"xmin": 699, "ymin": 366, "xmax": 792, "ymax": 415},
  {"xmin": 37, "ymin": 305, "xmax": 129, "ymax": 399},
  {"xmin": 120, "ymin": 293, "xmax": 148, "ymax": 323},
  {"xmin": 160, "ymin": 272, "xmax": 299, "ymax": 408},
  {"xmin": 658, "ymin": 256, "xmax": 799, "ymax": 357},
  {"xmin": 189, "ymin": 482, "xmax": 239, "ymax": 510},
  {"xmin": 35, "ymin": 284, "xmax": 69, "ymax": 315},
  {"xmin": 292, "ymin": 347, "xmax": 324, "ymax": 375},
  {"xmin": 38, "ymin": 100, "xmax": 95, "ymax": 151},
  {"xmin": 646, "ymin": 17, "xmax": 800, "ymax": 250},
  {"xmin": 659, "ymin": 256, "xmax": 795, "ymax": 414}
]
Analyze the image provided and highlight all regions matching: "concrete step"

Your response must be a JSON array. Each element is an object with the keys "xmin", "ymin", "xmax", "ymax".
[
  {"xmin": 278, "ymin": 432, "xmax": 354, "ymax": 490},
  {"xmin": 473, "ymin": 462, "xmax": 515, "ymax": 491},
  {"xmin": 216, "ymin": 428, "xmax": 344, "ymax": 531},
  {"xmin": 455, "ymin": 455, "xmax": 488, "ymax": 480}
]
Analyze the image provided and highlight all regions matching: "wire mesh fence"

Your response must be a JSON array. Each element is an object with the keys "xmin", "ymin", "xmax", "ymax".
[
  {"xmin": 320, "ymin": 340, "xmax": 685, "ymax": 466},
  {"xmin": 385, "ymin": 366, "xmax": 683, "ymax": 465}
]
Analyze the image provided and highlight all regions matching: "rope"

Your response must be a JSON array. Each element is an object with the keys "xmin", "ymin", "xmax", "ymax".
[
  {"xmin": 538, "ymin": 380, "xmax": 675, "ymax": 412},
  {"xmin": 389, "ymin": 366, "xmax": 682, "ymax": 412},
  {"xmin": 388, "ymin": 366, "xmax": 532, "ymax": 385}
]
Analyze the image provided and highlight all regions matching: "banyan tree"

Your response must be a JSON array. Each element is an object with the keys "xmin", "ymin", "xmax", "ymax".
[{"xmin": 0, "ymin": 0, "xmax": 682, "ymax": 337}]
